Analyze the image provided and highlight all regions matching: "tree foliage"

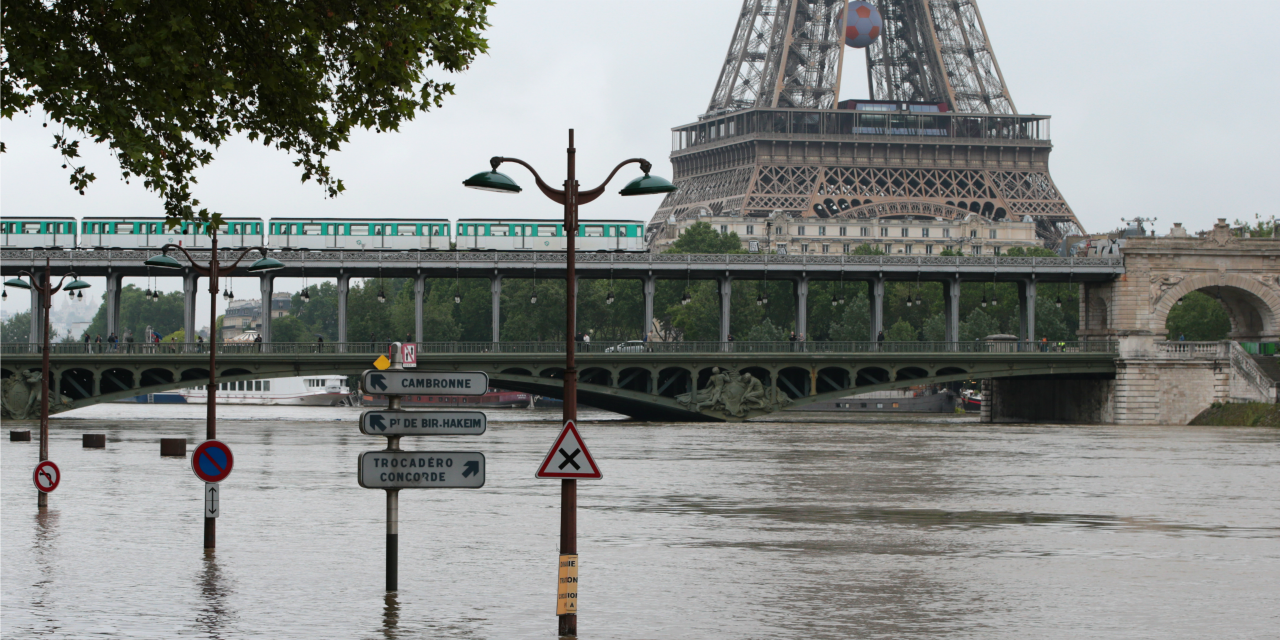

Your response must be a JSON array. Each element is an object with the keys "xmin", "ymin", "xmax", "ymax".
[
  {"xmin": 663, "ymin": 221, "xmax": 745, "ymax": 254},
  {"xmin": 84, "ymin": 284, "xmax": 184, "ymax": 338},
  {"xmin": 1165, "ymin": 291, "xmax": 1231, "ymax": 341},
  {"xmin": 2, "ymin": 310, "xmax": 31, "ymax": 343},
  {"xmin": 2, "ymin": 0, "xmax": 492, "ymax": 225}
]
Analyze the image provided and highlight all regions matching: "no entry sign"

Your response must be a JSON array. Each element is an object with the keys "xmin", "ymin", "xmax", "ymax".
[
  {"xmin": 192, "ymin": 440, "xmax": 234, "ymax": 483},
  {"xmin": 33, "ymin": 460, "xmax": 60, "ymax": 493}
]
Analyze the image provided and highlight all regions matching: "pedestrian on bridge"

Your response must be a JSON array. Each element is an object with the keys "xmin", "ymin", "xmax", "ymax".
[
  {"xmin": 94, "ymin": 335, "xmax": 102, "ymax": 353},
  {"xmin": 123, "ymin": 329, "xmax": 134, "ymax": 353},
  {"xmin": 197, "ymin": 335, "xmax": 205, "ymax": 353},
  {"xmin": 83, "ymin": 332, "xmax": 91, "ymax": 353}
]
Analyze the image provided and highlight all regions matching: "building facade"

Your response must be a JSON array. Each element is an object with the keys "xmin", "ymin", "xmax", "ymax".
[
  {"xmin": 220, "ymin": 293, "xmax": 292, "ymax": 341},
  {"xmin": 650, "ymin": 211, "xmax": 1040, "ymax": 256}
]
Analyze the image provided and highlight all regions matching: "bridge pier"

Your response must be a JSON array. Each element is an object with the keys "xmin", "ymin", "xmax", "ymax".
[
  {"xmin": 719, "ymin": 276, "xmax": 732, "ymax": 343},
  {"xmin": 29, "ymin": 272, "xmax": 44, "ymax": 345},
  {"xmin": 794, "ymin": 276, "xmax": 808, "ymax": 338},
  {"xmin": 943, "ymin": 277, "xmax": 961, "ymax": 342},
  {"xmin": 259, "ymin": 275, "xmax": 274, "ymax": 347},
  {"xmin": 414, "ymin": 275, "xmax": 425, "ymax": 344},
  {"xmin": 105, "ymin": 271, "xmax": 123, "ymax": 340},
  {"xmin": 337, "ymin": 273, "xmax": 349, "ymax": 349},
  {"xmin": 643, "ymin": 275, "xmax": 656, "ymax": 339},
  {"xmin": 870, "ymin": 277, "xmax": 885, "ymax": 341},
  {"xmin": 183, "ymin": 272, "xmax": 199, "ymax": 348},
  {"xmin": 490, "ymin": 274, "xmax": 502, "ymax": 347},
  {"xmin": 1018, "ymin": 279, "xmax": 1037, "ymax": 344}
]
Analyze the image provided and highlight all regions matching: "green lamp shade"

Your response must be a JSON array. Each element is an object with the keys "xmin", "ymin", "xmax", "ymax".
[
  {"xmin": 64, "ymin": 279, "xmax": 91, "ymax": 291},
  {"xmin": 144, "ymin": 254, "xmax": 183, "ymax": 269},
  {"xmin": 463, "ymin": 170, "xmax": 522, "ymax": 193},
  {"xmin": 619, "ymin": 173, "xmax": 678, "ymax": 196},
  {"xmin": 3, "ymin": 277, "xmax": 32, "ymax": 290},
  {"xmin": 246, "ymin": 256, "xmax": 285, "ymax": 273}
]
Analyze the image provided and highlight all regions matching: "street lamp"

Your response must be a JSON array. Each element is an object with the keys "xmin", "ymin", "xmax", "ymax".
[
  {"xmin": 464, "ymin": 129, "xmax": 675, "ymax": 637},
  {"xmin": 143, "ymin": 229, "xmax": 282, "ymax": 549},
  {"xmin": 5, "ymin": 259, "xmax": 90, "ymax": 510}
]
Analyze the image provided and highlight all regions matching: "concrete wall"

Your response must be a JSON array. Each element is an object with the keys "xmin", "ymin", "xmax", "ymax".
[
  {"xmin": 1113, "ymin": 359, "xmax": 1228, "ymax": 425},
  {"xmin": 985, "ymin": 376, "xmax": 1115, "ymax": 424}
]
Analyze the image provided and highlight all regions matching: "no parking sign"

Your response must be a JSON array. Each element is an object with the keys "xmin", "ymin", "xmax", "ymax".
[{"xmin": 192, "ymin": 440, "xmax": 234, "ymax": 483}]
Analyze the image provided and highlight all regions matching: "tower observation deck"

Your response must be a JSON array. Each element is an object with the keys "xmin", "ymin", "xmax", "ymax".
[{"xmin": 649, "ymin": 0, "xmax": 1082, "ymax": 246}]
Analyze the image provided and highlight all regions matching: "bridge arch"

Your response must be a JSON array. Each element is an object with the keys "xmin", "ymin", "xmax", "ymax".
[{"xmin": 1154, "ymin": 273, "xmax": 1280, "ymax": 340}]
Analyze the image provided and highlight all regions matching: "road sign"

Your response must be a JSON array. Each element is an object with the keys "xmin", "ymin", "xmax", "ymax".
[
  {"xmin": 360, "ymin": 410, "xmax": 487, "ymax": 436},
  {"xmin": 205, "ymin": 483, "xmax": 220, "ymax": 518},
  {"xmin": 536, "ymin": 421, "xmax": 602, "ymax": 480},
  {"xmin": 401, "ymin": 343, "xmax": 417, "ymax": 368},
  {"xmin": 362, "ymin": 370, "xmax": 489, "ymax": 395},
  {"xmin": 192, "ymin": 440, "xmax": 234, "ymax": 483},
  {"xmin": 33, "ymin": 460, "xmax": 60, "ymax": 493},
  {"xmin": 358, "ymin": 451, "xmax": 485, "ymax": 489},
  {"xmin": 374, "ymin": 355, "xmax": 391, "ymax": 370}
]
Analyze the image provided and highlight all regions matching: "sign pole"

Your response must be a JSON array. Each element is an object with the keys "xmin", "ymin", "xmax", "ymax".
[
  {"xmin": 560, "ymin": 128, "xmax": 579, "ymax": 638},
  {"xmin": 385, "ymin": 355, "xmax": 403, "ymax": 592}
]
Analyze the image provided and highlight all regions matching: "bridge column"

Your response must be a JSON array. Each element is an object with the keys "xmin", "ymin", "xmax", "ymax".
[
  {"xmin": 1019, "ymin": 279, "xmax": 1037, "ymax": 345},
  {"xmin": 870, "ymin": 277, "xmax": 885, "ymax": 341},
  {"xmin": 258, "ymin": 275, "xmax": 274, "ymax": 348},
  {"xmin": 643, "ymin": 274, "xmax": 656, "ymax": 340},
  {"xmin": 794, "ymin": 276, "xmax": 809, "ymax": 338},
  {"xmin": 92, "ymin": 370, "xmax": 101, "ymax": 396},
  {"xmin": 490, "ymin": 274, "xmax": 502, "ymax": 348},
  {"xmin": 414, "ymin": 275, "xmax": 425, "ymax": 345},
  {"xmin": 183, "ymin": 272, "xmax": 199, "ymax": 351},
  {"xmin": 337, "ymin": 273, "xmax": 349, "ymax": 351},
  {"xmin": 29, "ymin": 272, "xmax": 44, "ymax": 345},
  {"xmin": 943, "ymin": 277, "xmax": 961, "ymax": 343},
  {"xmin": 719, "ymin": 276, "xmax": 732, "ymax": 343},
  {"xmin": 105, "ymin": 271, "xmax": 123, "ymax": 340}
]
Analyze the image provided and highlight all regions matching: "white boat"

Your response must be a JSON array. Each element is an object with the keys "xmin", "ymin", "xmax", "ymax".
[{"xmin": 181, "ymin": 375, "xmax": 351, "ymax": 406}]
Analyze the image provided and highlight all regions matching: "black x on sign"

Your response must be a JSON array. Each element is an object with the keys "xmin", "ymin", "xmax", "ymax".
[{"xmin": 536, "ymin": 421, "xmax": 602, "ymax": 480}]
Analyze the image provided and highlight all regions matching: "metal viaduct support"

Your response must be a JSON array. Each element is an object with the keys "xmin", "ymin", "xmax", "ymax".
[
  {"xmin": 2, "ymin": 250, "xmax": 1121, "ymax": 348},
  {"xmin": 0, "ymin": 343, "xmax": 1118, "ymax": 422}
]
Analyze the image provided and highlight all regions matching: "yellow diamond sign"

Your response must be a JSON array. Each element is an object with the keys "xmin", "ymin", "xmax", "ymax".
[{"xmin": 373, "ymin": 355, "xmax": 391, "ymax": 370}]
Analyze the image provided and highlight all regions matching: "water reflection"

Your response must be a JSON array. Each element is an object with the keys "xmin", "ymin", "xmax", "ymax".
[
  {"xmin": 196, "ymin": 550, "xmax": 235, "ymax": 639},
  {"xmin": 382, "ymin": 592, "xmax": 400, "ymax": 639},
  {"xmin": 31, "ymin": 509, "xmax": 60, "ymax": 630}
]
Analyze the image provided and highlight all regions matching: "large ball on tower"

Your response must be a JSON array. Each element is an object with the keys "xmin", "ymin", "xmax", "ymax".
[{"xmin": 844, "ymin": 1, "xmax": 883, "ymax": 48}]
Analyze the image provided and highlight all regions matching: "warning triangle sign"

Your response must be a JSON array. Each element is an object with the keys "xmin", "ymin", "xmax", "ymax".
[{"xmin": 536, "ymin": 421, "xmax": 602, "ymax": 480}]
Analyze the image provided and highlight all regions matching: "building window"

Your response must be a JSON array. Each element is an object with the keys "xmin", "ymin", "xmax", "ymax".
[
  {"xmin": 921, "ymin": 228, "xmax": 929, "ymax": 238},
  {"xmin": 818, "ymin": 226, "xmax": 827, "ymax": 236},
  {"xmin": 802, "ymin": 243, "xmax": 810, "ymax": 253},
  {"xmin": 926, "ymin": 244, "xmax": 934, "ymax": 255},
  {"xmin": 990, "ymin": 230, "xmax": 997, "ymax": 239},
  {"xmin": 843, "ymin": 243, "xmax": 851, "ymax": 253},
  {"xmin": 943, "ymin": 228, "xmax": 951, "ymax": 238},
  {"xmin": 904, "ymin": 244, "xmax": 913, "ymax": 254},
  {"xmin": 797, "ymin": 226, "xmax": 806, "ymax": 236},
  {"xmin": 822, "ymin": 244, "xmax": 829, "ymax": 253},
  {"xmin": 746, "ymin": 225, "xmax": 755, "ymax": 235},
  {"xmin": 945, "ymin": 245, "xmax": 953, "ymax": 253},
  {"xmin": 993, "ymin": 247, "xmax": 1001, "ymax": 255},
  {"xmin": 839, "ymin": 226, "xmax": 847, "ymax": 236},
  {"xmin": 861, "ymin": 227, "xmax": 870, "ymax": 237},
  {"xmin": 901, "ymin": 227, "xmax": 909, "ymax": 238},
  {"xmin": 880, "ymin": 227, "xmax": 889, "ymax": 237},
  {"xmin": 970, "ymin": 230, "xmax": 978, "ymax": 238},
  {"xmin": 884, "ymin": 244, "xmax": 892, "ymax": 253}
]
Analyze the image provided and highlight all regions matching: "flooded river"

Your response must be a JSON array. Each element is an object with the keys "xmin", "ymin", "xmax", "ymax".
[{"xmin": 3, "ymin": 405, "xmax": 1278, "ymax": 639}]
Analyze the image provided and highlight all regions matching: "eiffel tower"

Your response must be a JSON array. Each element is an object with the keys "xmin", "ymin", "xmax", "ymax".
[{"xmin": 649, "ymin": 0, "xmax": 1082, "ymax": 246}]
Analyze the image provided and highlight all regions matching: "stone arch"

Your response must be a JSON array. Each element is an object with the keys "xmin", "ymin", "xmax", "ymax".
[
  {"xmin": 100, "ymin": 368, "xmax": 135, "ymax": 394},
  {"xmin": 139, "ymin": 368, "xmax": 175, "ymax": 386},
  {"xmin": 1151, "ymin": 273, "xmax": 1280, "ymax": 340},
  {"xmin": 616, "ymin": 367, "xmax": 652, "ymax": 393},
  {"xmin": 776, "ymin": 366, "xmax": 811, "ymax": 399},
  {"xmin": 895, "ymin": 366, "xmax": 930, "ymax": 382},
  {"xmin": 655, "ymin": 367, "xmax": 691, "ymax": 398},
  {"xmin": 58, "ymin": 368, "xmax": 95, "ymax": 400},
  {"xmin": 501, "ymin": 367, "xmax": 532, "ymax": 376},
  {"xmin": 815, "ymin": 367, "xmax": 851, "ymax": 394},
  {"xmin": 854, "ymin": 366, "xmax": 891, "ymax": 387},
  {"xmin": 580, "ymin": 367, "xmax": 612, "ymax": 387}
]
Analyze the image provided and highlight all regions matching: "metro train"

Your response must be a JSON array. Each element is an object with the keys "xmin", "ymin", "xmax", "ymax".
[{"xmin": 1, "ymin": 216, "xmax": 647, "ymax": 252}]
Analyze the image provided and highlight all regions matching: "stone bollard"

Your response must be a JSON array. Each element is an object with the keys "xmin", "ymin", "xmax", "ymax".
[
  {"xmin": 10, "ymin": 430, "xmax": 32, "ymax": 442},
  {"xmin": 83, "ymin": 434, "xmax": 107, "ymax": 448},
  {"xmin": 160, "ymin": 438, "xmax": 187, "ymax": 457}
]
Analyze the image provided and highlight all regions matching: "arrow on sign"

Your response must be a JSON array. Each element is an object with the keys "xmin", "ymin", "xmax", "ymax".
[
  {"xmin": 368, "ymin": 374, "xmax": 387, "ymax": 391},
  {"xmin": 462, "ymin": 460, "xmax": 480, "ymax": 478},
  {"xmin": 368, "ymin": 414, "xmax": 387, "ymax": 432}
]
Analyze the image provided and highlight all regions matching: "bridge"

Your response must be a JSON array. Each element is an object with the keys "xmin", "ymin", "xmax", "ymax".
[
  {"xmin": 0, "ymin": 341, "xmax": 1119, "ymax": 422},
  {"xmin": 3, "ymin": 249, "xmax": 1122, "ymax": 347}
]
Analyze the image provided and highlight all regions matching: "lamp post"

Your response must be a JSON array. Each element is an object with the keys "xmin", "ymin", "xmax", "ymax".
[
  {"xmin": 144, "ymin": 229, "xmax": 283, "ymax": 548},
  {"xmin": 4, "ymin": 258, "xmax": 91, "ymax": 510},
  {"xmin": 464, "ymin": 129, "xmax": 675, "ymax": 636}
]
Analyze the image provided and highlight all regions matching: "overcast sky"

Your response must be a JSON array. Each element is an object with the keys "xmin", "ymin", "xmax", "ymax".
[{"xmin": 3, "ymin": 0, "xmax": 1277, "ymax": 321}]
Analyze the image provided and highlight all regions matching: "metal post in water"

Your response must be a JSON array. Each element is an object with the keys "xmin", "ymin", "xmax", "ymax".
[{"xmin": 386, "ymin": 488, "xmax": 399, "ymax": 592}]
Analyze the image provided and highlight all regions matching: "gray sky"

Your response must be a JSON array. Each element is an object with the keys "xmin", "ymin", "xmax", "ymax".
[{"xmin": 3, "ymin": 0, "xmax": 1278, "ymax": 321}]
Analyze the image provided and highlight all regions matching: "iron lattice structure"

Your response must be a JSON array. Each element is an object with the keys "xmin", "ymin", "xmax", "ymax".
[{"xmin": 654, "ymin": 0, "xmax": 1081, "ymax": 245}]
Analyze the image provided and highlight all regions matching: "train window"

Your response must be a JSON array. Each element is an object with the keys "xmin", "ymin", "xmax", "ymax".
[
  {"xmin": 491, "ymin": 225, "xmax": 508, "ymax": 236},
  {"xmin": 116, "ymin": 224, "xmax": 133, "ymax": 235},
  {"xmin": 351, "ymin": 224, "xmax": 369, "ymax": 236},
  {"xmin": 23, "ymin": 223, "xmax": 41, "ymax": 233},
  {"xmin": 398, "ymin": 226, "xmax": 415, "ymax": 236},
  {"xmin": 303, "ymin": 224, "xmax": 321, "ymax": 235},
  {"xmin": 535, "ymin": 226, "xmax": 554, "ymax": 237},
  {"xmin": 584, "ymin": 226, "xmax": 603, "ymax": 237}
]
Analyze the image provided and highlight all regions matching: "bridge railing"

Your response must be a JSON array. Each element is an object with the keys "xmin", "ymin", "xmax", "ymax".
[{"xmin": 1, "ymin": 340, "xmax": 1119, "ymax": 356}]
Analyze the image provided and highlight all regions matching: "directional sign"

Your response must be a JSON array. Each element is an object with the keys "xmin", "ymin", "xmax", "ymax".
[
  {"xmin": 360, "ymin": 410, "xmax": 487, "ymax": 436},
  {"xmin": 362, "ymin": 370, "xmax": 489, "ymax": 396},
  {"xmin": 401, "ymin": 342, "xmax": 417, "ymax": 368},
  {"xmin": 33, "ymin": 460, "xmax": 60, "ymax": 493},
  {"xmin": 205, "ymin": 483, "xmax": 220, "ymax": 518},
  {"xmin": 536, "ymin": 421, "xmax": 602, "ymax": 480},
  {"xmin": 358, "ymin": 451, "xmax": 485, "ymax": 489},
  {"xmin": 192, "ymin": 440, "xmax": 234, "ymax": 483}
]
